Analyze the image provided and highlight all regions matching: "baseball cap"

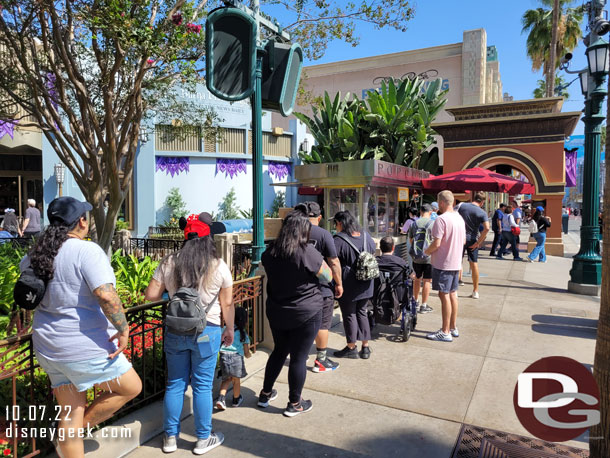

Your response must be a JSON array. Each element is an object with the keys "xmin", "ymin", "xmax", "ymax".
[
  {"xmin": 47, "ymin": 196, "xmax": 93, "ymax": 225},
  {"xmin": 184, "ymin": 214, "xmax": 210, "ymax": 240},
  {"xmin": 198, "ymin": 212, "xmax": 213, "ymax": 226},
  {"xmin": 422, "ymin": 203, "xmax": 433, "ymax": 213},
  {"xmin": 536, "ymin": 206, "xmax": 544, "ymax": 212},
  {"xmin": 305, "ymin": 201, "xmax": 321, "ymax": 217},
  {"xmin": 431, "ymin": 202, "xmax": 439, "ymax": 210}
]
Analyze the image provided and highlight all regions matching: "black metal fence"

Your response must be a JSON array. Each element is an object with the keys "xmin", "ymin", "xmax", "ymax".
[
  {"xmin": 127, "ymin": 237, "xmax": 183, "ymax": 261},
  {"xmin": 147, "ymin": 226, "xmax": 183, "ymax": 240},
  {"xmin": 0, "ymin": 275, "xmax": 265, "ymax": 457}
]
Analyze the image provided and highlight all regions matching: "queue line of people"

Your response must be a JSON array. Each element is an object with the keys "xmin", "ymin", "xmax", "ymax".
[{"xmin": 18, "ymin": 192, "xmax": 552, "ymax": 457}]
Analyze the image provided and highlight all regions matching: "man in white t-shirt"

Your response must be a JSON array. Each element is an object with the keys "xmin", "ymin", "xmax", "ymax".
[{"xmin": 424, "ymin": 191, "xmax": 466, "ymax": 342}]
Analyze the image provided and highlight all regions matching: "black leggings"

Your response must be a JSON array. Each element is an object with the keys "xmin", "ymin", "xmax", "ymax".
[
  {"xmin": 263, "ymin": 311, "xmax": 322, "ymax": 404},
  {"xmin": 339, "ymin": 297, "xmax": 371, "ymax": 343}
]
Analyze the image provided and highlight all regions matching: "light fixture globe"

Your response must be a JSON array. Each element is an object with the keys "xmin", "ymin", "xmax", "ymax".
[
  {"xmin": 579, "ymin": 70, "xmax": 589, "ymax": 97},
  {"xmin": 586, "ymin": 37, "xmax": 610, "ymax": 76}
]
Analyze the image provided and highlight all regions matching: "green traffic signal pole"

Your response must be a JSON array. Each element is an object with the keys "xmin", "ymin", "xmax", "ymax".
[
  {"xmin": 568, "ymin": 1, "xmax": 607, "ymax": 294},
  {"xmin": 250, "ymin": 0, "xmax": 265, "ymax": 274},
  {"xmin": 250, "ymin": 48, "xmax": 265, "ymax": 274}
]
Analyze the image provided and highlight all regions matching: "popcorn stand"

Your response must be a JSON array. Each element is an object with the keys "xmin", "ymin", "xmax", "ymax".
[{"xmin": 293, "ymin": 160, "xmax": 430, "ymax": 249}]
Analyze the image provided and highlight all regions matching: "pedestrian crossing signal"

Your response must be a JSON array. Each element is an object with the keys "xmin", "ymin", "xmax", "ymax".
[
  {"xmin": 205, "ymin": 8, "xmax": 257, "ymax": 101},
  {"xmin": 261, "ymin": 41, "xmax": 303, "ymax": 117}
]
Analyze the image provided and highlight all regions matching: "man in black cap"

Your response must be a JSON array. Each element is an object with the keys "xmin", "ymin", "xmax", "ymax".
[{"xmin": 295, "ymin": 201, "xmax": 343, "ymax": 373}]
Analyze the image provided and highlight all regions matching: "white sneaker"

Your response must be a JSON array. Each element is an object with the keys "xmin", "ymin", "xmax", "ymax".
[
  {"xmin": 427, "ymin": 329, "xmax": 453, "ymax": 342},
  {"xmin": 162, "ymin": 434, "xmax": 177, "ymax": 453},
  {"xmin": 451, "ymin": 328, "xmax": 459, "ymax": 338},
  {"xmin": 193, "ymin": 432, "xmax": 224, "ymax": 455},
  {"xmin": 471, "ymin": 291, "xmax": 479, "ymax": 299}
]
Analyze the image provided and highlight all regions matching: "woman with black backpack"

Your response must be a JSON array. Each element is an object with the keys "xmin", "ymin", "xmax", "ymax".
[
  {"xmin": 332, "ymin": 210, "xmax": 377, "ymax": 360},
  {"xmin": 145, "ymin": 215, "xmax": 234, "ymax": 455}
]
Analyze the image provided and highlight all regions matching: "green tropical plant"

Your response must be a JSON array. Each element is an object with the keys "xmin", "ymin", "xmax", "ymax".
[
  {"xmin": 239, "ymin": 208, "xmax": 254, "ymax": 219},
  {"xmin": 295, "ymin": 76, "xmax": 447, "ymax": 174},
  {"xmin": 522, "ymin": 1, "xmax": 584, "ymax": 95},
  {"xmin": 217, "ymin": 188, "xmax": 241, "ymax": 220},
  {"xmin": 115, "ymin": 219, "xmax": 130, "ymax": 232},
  {"xmin": 111, "ymin": 251, "xmax": 159, "ymax": 306},
  {"xmin": 266, "ymin": 191, "xmax": 286, "ymax": 218},
  {"xmin": 533, "ymin": 75, "xmax": 570, "ymax": 99},
  {"xmin": 0, "ymin": 243, "xmax": 27, "ymax": 315}
]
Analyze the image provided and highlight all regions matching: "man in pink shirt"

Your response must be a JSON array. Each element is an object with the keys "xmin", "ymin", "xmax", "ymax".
[{"xmin": 424, "ymin": 190, "xmax": 466, "ymax": 342}]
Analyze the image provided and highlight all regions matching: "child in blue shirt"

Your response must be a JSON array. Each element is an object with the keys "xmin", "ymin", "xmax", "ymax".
[{"xmin": 215, "ymin": 307, "xmax": 251, "ymax": 409}]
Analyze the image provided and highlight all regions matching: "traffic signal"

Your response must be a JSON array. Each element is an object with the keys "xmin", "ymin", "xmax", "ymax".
[
  {"xmin": 261, "ymin": 40, "xmax": 303, "ymax": 116},
  {"xmin": 206, "ymin": 8, "xmax": 257, "ymax": 101}
]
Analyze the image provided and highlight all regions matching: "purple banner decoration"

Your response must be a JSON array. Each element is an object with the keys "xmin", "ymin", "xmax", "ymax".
[
  {"xmin": 268, "ymin": 161, "xmax": 291, "ymax": 181},
  {"xmin": 565, "ymin": 148, "xmax": 578, "ymax": 187},
  {"xmin": 0, "ymin": 119, "xmax": 18, "ymax": 140},
  {"xmin": 216, "ymin": 158, "xmax": 247, "ymax": 179},
  {"xmin": 156, "ymin": 156, "xmax": 190, "ymax": 177}
]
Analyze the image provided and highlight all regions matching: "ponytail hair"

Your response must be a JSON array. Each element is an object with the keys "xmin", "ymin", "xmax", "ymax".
[
  {"xmin": 234, "ymin": 306, "xmax": 248, "ymax": 343},
  {"xmin": 29, "ymin": 216, "xmax": 82, "ymax": 282}
]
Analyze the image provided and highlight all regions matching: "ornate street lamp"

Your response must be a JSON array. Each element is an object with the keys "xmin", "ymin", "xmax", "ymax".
[
  {"xmin": 54, "ymin": 163, "xmax": 65, "ymax": 197},
  {"xmin": 586, "ymin": 37, "xmax": 610, "ymax": 75},
  {"xmin": 566, "ymin": 3, "xmax": 610, "ymax": 295},
  {"xmin": 579, "ymin": 70, "xmax": 589, "ymax": 96}
]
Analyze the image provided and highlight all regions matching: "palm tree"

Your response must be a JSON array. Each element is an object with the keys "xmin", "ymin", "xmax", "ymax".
[
  {"xmin": 522, "ymin": 0, "xmax": 584, "ymax": 97},
  {"xmin": 533, "ymin": 75, "xmax": 570, "ymax": 99}
]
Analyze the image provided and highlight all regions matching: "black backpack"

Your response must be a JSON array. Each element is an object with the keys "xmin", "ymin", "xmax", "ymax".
[
  {"xmin": 13, "ymin": 267, "xmax": 47, "ymax": 310},
  {"xmin": 166, "ymin": 287, "xmax": 219, "ymax": 335},
  {"xmin": 371, "ymin": 269, "xmax": 406, "ymax": 325}
]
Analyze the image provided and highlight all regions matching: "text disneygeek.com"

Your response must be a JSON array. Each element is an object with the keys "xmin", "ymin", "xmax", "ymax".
[{"xmin": 4, "ymin": 424, "xmax": 132, "ymax": 441}]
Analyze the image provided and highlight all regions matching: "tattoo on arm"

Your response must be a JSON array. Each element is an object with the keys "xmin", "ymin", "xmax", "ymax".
[
  {"xmin": 93, "ymin": 283, "xmax": 129, "ymax": 333},
  {"xmin": 317, "ymin": 262, "xmax": 333, "ymax": 283}
]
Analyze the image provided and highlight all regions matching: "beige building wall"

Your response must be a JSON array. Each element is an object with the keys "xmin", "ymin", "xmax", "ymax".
[{"xmin": 270, "ymin": 28, "xmax": 505, "ymax": 162}]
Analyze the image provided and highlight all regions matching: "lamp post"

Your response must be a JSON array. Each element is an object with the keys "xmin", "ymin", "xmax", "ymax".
[
  {"xmin": 564, "ymin": 0, "xmax": 610, "ymax": 294},
  {"xmin": 54, "ymin": 163, "xmax": 65, "ymax": 197}
]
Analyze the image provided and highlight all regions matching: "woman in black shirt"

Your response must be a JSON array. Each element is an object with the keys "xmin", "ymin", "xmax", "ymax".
[
  {"xmin": 332, "ymin": 211, "xmax": 376, "ymax": 360},
  {"xmin": 259, "ymin": 211, "xmax": 332, "ymax": 417},
  {"xmin": 526, "ymin": 207, "xmax": 551, "ymax": 263}
]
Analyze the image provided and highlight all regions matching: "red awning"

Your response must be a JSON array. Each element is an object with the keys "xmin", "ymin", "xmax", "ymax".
[
  {"xmin": 421, "ymin": 167, "xmax": 535, "ymax": 194},
  {"xmin": 298, "ymin": 186, "xmax": 323, "ymax": 195}
]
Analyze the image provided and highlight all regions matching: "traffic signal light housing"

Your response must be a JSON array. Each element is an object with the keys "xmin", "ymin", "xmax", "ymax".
[
  {"xmin": 206, "ymin": 8, "xmax": 257, "ymax": 101},
  {"xmin": 261, "ymin": 40, "xmax": 303, "ymax": 116}
]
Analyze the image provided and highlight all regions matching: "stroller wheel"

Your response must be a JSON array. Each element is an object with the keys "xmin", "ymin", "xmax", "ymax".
[
  {"xmin": 411, "ymin": 316, "xmax": 417, "ymax": 331},
  {"xmin": 402, "ymin": 315, "xmax": 412, "ymax": 342}
]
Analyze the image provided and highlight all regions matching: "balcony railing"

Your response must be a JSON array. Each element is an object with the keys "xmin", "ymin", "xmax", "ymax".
[{"xmin": 0, "ymin": 276, "xmax": 264, "ymax": 457}]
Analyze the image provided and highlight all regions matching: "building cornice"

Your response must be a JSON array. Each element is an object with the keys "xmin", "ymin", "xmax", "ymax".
[{"xmin": 303, "ymin": 43, "xmax": 463, "ymax": 78}]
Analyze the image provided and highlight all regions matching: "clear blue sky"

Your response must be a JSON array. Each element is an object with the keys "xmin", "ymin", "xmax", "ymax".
[{"xmin": 271, "ymin": 0, "xmax": 592, "ymax": 135}]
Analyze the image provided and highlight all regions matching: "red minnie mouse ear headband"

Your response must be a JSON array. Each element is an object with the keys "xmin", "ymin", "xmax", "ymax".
[{"xmin": 184, "ymin": 213, "xmax": 210, "ymax": 240}]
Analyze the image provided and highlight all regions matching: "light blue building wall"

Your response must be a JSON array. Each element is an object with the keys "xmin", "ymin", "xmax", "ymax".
[{"xmin": 41, "ymin": 84, "xmax": 305, "ymax": 236}]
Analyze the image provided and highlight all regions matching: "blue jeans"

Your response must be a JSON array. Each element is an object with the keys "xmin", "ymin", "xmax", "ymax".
[
  {"xmin": 529, "ymin": 232, "xmax": 547, "ymax": 262},
  {"xmin": 163, "ymin": 325, "xmax": 221, "ymax": 439}
]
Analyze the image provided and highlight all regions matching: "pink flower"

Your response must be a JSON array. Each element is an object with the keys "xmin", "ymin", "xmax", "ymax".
[
  {"xmin": 147, "ymin": 58, "xmax": 155, "ymax": 65},
  {"xmin": 186, "ymin": 23, "xmax": 202, "ymax": 34},
  {"xmin": 172, "ymin": 13, "xmax": 183, "ymax": 26}
]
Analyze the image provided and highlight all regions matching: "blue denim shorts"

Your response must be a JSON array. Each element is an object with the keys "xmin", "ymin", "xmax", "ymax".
[
  {"xmin": 432, "ymin": 268, "xmax": 460, "ymax": 294},
  {"xmin": 35, "ymin": 351, "xmax": 133, "ymax": 392}
]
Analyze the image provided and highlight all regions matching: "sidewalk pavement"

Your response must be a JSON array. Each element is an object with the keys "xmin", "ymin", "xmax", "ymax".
[{"xmin": 128, "ymin": 234, "xmax": 599, "ymax": 458}]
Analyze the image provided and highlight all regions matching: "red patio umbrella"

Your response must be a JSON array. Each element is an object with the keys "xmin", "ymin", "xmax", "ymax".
[{"xmin": 421, "ymin": 167, "xmax": 535, "ymax": 194}]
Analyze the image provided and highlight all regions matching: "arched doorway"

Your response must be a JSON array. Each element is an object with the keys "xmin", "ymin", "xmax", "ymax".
[{"xmin": 433, "ymin": 97, "xmax": 580, "ymax": 256}]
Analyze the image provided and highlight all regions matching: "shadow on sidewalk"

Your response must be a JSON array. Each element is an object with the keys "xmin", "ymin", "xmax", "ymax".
[
  {"xmin": 484, "ymin": 282, "xmax": 567, "ymax": 294},
  {"xmin": 531, "ymin": 314, "xmax": 597, "ymax": 339},
  {"xmin": 208, "ymin": 418, "xmax": 452, "ymax": 457}
]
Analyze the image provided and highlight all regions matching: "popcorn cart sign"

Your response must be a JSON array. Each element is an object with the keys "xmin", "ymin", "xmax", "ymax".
[{"xmin": 398, "ymin": 188, "xmax": 409, "ymax": 202}]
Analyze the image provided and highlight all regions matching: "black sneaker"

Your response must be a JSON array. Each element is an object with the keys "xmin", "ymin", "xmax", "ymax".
[
  {"xmin": 232, "ymin": 394, "xmax": 243, "ymax": 407},
  {"xmin": 257, "ymin": 389, "xmax": 278, "ymax": 408},
  {"xmin": 283, "ymin": 399, "xmax": 313, "ymax": 417},
  {"xmin": 215, "ymin": 394, "xmax": 226, "ymax": 411},
  {"xmin": 313, "ymin": 357, "xmax": 340, "ymax": 373},
  {"xmin": 359, "ymin": 346, "xmax": 371, "ymax": 359},
  {"xmin": 333, "ymin": 346, "xmax": 359, "ymax": 359},
  {"xmin": 458, "ymin": 280, "xmax": 465, "ymax": 286}
]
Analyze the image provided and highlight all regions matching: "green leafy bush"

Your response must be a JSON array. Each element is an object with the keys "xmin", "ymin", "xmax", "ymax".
[
  {"xmin": 0, "ymin": 243, "xmax": 27, "ymax": 315},
  {"xmin": 111, "ymin": 251, "xmax": 159, "ymax": 307},
  {"xmin": 217, "ymin": 187, "xmax": 241, "ymax": 220},
  {"xmin": 266, "ymin": 191, "xmax": 286, "ymax": 218},
  {"xmin": 161, "ymin": 187, "xmax": 189, "ymax": 227}
]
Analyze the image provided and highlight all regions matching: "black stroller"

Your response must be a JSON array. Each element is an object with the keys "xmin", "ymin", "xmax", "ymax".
[{"xmin": 370, "ymin": 264, "xmax": 417, "ymax": 341}]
